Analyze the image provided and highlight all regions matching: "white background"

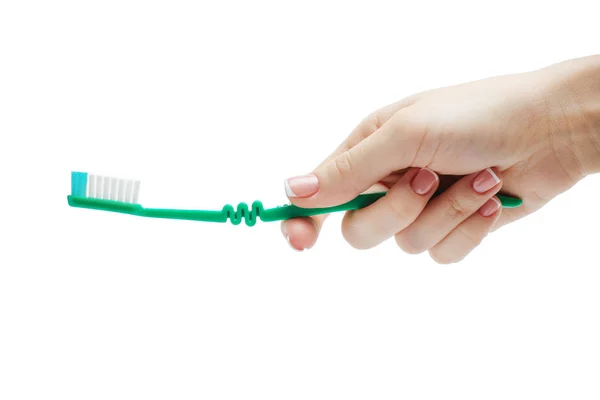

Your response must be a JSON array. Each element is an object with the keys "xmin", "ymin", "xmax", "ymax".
[{"xmin": 1, "ymin": 1, "xmax": 599, "ymax": 399}]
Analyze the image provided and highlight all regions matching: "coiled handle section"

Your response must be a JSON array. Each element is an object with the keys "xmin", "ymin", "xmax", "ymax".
[{"xmin": 221, "ymin": 201, "xmax": 266, "ymax": 227}]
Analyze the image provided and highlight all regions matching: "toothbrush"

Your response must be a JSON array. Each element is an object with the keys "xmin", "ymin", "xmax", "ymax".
[{"xmin": 67, "ymin": 171, "xmax": 523, "ymax": 226}]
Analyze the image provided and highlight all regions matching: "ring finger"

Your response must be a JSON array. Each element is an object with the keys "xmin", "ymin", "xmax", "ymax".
[
  {"xmin": 394, "ymin": 168, "xmax": 503, "ymax": 254},
  {"xmin": 341, "ymin": 167, "xmax": 440, "ymax": 249},
  {"xmin": 428, "ymin": 197, "xmax": 502, "ymax": 264}
]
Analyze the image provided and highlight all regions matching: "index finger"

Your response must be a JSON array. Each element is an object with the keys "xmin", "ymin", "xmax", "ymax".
[
  {"xmin": 280, "ymin": 98, "xmax": 417, "ymax": 250},
  {"xmin": 286, "ymin": 107, "xmax": 423, "ymax": 208}
]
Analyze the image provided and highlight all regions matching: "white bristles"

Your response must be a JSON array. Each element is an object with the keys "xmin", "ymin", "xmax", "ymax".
[
  {"xmin": 102, "ymin": 176, "xmax": 110, "ymax": 199},
  {"xmin": 132, "ymin": 181, "xmax": 141, "ymax": 204},
  {"xmin": 125, "ymin": 180, "xmax": 133, "ymax": 203},
  {"xmin": 89, "ymin": 174, "xmax": 97, "ymax": 197},
  {"xmin": 109, "ymin": 178, "xmax": 118, "ymax": 201},
  {"xmin": 117, "ymin": 179, "xmax": 126, "ymax": 202},
  {"xmin": 97, "ymin": 175, "xmax": 103, "ymax": 198},
  {"xmin": 96, "ymin": 176, "xmax": 102, "ymax": 199},
  {"xmin": 86, "ymin": 173, "xmax": 141, "ymax": 204}
]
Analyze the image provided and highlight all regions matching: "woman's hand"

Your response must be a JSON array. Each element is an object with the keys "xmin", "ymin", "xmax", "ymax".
[{"xmin": 281, "ymin": 55, "xmax": 600, "ymax": 263}]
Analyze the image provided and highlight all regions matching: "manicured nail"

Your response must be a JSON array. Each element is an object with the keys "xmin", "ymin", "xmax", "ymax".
[
  {"xmin": 286, "ymin": 234, "xmax": 304, "ymax": 251},
  {"xmin": 284, "ymin": 174, "xmax": 319, "ymax": 198},
  {"xmin": 479, "ymin": 197, "xmax": 501, "ymax": 217},
  {"xmin": 411, "ymin": 168, "xmax": 438, "ymax": 195},
  {"xmin": 472, "ymin": 168, "xmax": 501, "ymax": 193},
  {"xmin": 281, "ymin": 223, "xmax": 304, "ymax": 251}
]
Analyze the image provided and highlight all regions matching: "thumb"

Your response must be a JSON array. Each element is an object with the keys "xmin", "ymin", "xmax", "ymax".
[{"xmin": 284, "ymin": 111, "xmax": 422, "ymax": 208}]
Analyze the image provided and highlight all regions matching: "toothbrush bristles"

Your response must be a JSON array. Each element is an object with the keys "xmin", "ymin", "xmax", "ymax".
[
  {"xmin": 132, "ymin": 180, "xmax": 141, "ymax": 204},
  {"xmin": 117, "ymin": 179, "xmax": 126, "ymax": 202},
  {"xmin": 89, "ymin": 174, "xmax": 96, "ymax": 198},
  {"xmin": 125, "ymin": 180, "xmax": 133, "ymax": 203},
  {"xmin": 102, "ymin": 176, "xmax": 110, "ymax": 199},
  {"xmin": 81, "ymin": 173, "xmax": 141, "ymax": 204},
  {"xmin": 109, "ymin": 178, "xmax": 118, "ymax": 201}
]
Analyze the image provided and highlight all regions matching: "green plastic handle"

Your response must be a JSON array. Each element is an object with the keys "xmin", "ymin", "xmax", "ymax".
[
  {"xmin": 261, "ymin": 191, "xmax": 522, "ymax": 221},
  {"xmin": 68, "ymin": 191, "xmax": 522, "ymax": 227}
]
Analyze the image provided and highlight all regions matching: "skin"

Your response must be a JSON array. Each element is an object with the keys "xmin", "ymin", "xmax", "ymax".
[{"xmin": 281, "ymin": 55, "xmax": 600, "ymax": 264}]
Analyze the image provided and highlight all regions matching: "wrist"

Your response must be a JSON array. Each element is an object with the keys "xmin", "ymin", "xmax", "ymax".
[{"xmin": 537, "ymin": 55, "xmax": 600, "ymax": 177}]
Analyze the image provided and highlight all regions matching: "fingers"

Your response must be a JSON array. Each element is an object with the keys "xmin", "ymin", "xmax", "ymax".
[
  {"xmin": 281, "ymin": 99, "xmax": 418, "ymax": 250},
  {"xmin": 280, "ymin": 112, "xmax": 384, "ymax": 251},
  {"xmin": 428, "ymin": 197, "xmax": 502, "ymax": 264},
  {"xmin": 394, "ymin": 168, "xmax": 503, "ymax": 254},
  {"xmin": 280, "ymin": 215, "xmax": 324, "ymax": 251},
  {"xmin": 280, "ymin": 181, "xmax": 390, "ymax": 251},
  {"xmin": 285, "ymin": 108, "xmax": 424, "ymax": 208},
  {"xmin": 341, "ymin": 168, "xmax": 439, "ymax": 249}
]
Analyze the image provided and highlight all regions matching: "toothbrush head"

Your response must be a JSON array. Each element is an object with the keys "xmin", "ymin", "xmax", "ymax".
[{"xmin": 70, "ymin": 171, "xmax": 141, "ymax": 204}]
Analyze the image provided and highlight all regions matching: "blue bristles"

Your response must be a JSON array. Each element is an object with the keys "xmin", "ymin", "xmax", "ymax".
[{"xmin": 71, "ymin": 171, "xmax": 88, "ymax": 197}]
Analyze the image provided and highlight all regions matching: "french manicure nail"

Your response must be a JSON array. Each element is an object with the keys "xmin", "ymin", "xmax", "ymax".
[
  {"xmin": 473, "ymin": 168, "xmax": 501, "ymax": 193},
  {"xmin": 479, "ymin": 197, "xmax": 501, "ymax": 217},
  {"xmin": 411, "ymin": 168, "xmax": 438, "ymax": 195},
  {"xmin": 281, "ymin": 223, "xmax": 304, "ymax": 252},
  {"xmin": 284, "ymin": 174, "xmax": 319, "ymax": 198},
  {"xmin": 286, "ymin": 234, "xmax": 304, "ymax": 251}
]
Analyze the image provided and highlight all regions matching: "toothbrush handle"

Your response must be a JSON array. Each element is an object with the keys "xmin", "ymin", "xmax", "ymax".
[
  {"xmin": 492, "ymin": 194, "xmax": 522, "ymax": 208},
  {"xmin": 261, "ymin": 191, "xmax": 522, "ymax": 222},
  {"xmin": 68, "ymin": 191, "xmax": 522, "ymax": 226}
]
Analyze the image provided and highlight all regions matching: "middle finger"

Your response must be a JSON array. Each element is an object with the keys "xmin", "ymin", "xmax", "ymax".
[
  {"xmin": 395, "ymin": 168, "xmax": 503, "ymax": 254},
  {"xmin": 341, "ymin": 167, "xmax": 440, "ymax": 249}
]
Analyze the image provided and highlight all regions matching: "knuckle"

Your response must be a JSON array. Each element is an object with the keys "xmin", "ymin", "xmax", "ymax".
[
  {"xmin": 444, "ymin": 195, "xmax": 471, "ymax": 218},
  {"xmin": 331, "ymin": 152, "xmax": 364, "ymax": 194},
  {"xmin": 388, "ymin": 111, "xmax": 411, "ymax": 132},
  {"xmin": 344, "ymin": 115, "xmax": 380, "ymax": 150},
  {"xmin": 332, "ymin": 152, "xmax": 354, "ymax": 179},
  {"xmin": 389, "ymin": 110, "xmax": 423, "ymax": 134},
  {"xmin": 386, "ymin": 111, "xmax": 428, "ymax": 163},
  {"xmin": 351, "ymin": 129, "xmax": 373, "ymax": 149},
  {"xmin": 387, "ymin": 197, "xmax": 413, "ymax": 224},
  {"xmin": 362, "ymin": 112, "xmax": 382, "ymax": 132},
  {"xmin": 385, "ymin": 187, "xmax": 424, "ymax": 226}
]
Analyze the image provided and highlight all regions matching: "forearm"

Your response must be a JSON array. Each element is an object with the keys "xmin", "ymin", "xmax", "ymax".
[{"xmin": 539, "ymin": 55, "xmax": 600, "ymax": 176}]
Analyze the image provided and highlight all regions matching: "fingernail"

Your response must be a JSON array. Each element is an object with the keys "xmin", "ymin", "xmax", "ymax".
[
  {"xmin": 479, "ymin": 197, "xmax": 501, "ymax": 217},
  {"xmin": 284, "ymin": 174, "xmax": 319, "ymax": 198},
  {"xmin": 411, "ymin": 168, "xmax": 438, "ymax": 195},
  {"xmin": 281, "ymin": 224, "xmax": 304, "ymax": 251},
  {"xmin": 473, "ymin": 168, "xmax": 501, "ymax": 193},
  {"xmin": 286, "ymin": 234, "xmax": 304, "ymax": 251}
]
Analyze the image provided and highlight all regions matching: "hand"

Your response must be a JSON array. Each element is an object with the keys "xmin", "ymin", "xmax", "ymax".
[{"xmin": 280, "ymin": 55, "xmax": 600, "ymax": 263}]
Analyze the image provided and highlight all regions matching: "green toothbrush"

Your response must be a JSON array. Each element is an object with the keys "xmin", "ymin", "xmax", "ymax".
[{"xmin": 67, "ymin": 171, "xmax": 523, "ymax": 226}]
